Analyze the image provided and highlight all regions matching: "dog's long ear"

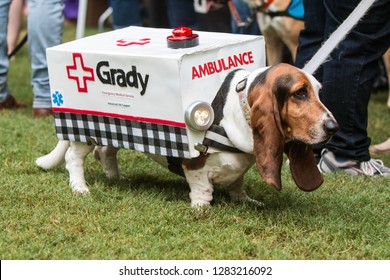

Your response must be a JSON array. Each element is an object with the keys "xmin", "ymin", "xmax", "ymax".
[
  {"xmin": 284, "ymin": 141, "xmax": 323, "ymax": 191},
  {"xmin": 248, "ymin": 84, "xmax": 284, "ymax": 191}
]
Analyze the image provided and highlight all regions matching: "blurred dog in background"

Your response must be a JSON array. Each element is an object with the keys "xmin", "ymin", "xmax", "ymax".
[{"xmin": 244, "ymin": 0, "xmax": 304, "ymax": 65}]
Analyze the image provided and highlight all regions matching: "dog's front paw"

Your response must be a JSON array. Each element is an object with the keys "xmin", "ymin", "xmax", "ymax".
[
  {"xmin": 191, "ymin": 200, "xmax": 212, "ymax": 208},
  {"xmin": 35, "ymin": 157, "xmax": 50, "ymax": 170},
  {"xmin": 70, "ymin": 182, "xmax": 90, "ymax": 194},
  {"xmin": 189, "ymin": 185, "xmax": 213, "ymax": 208},
  {"xmin": 35, "ymin": 155, "xmax": 62, "ymax": 170}
]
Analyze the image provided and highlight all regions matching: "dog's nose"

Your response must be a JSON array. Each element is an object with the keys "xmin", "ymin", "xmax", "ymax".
[{"xmin": 323, "ymin": 119, "xmax": 339, "ymax": 135}]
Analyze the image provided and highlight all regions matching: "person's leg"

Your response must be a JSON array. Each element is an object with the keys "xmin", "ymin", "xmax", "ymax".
[
  {"xmin": 27, "ymin": 0, "xmax": 64, "ymax": 111},
  {"xmin": 7, "ymin": 0, "xmax": 23, "ymax": 56},
  {"xmin": 110, "ymin": 0, "xmax": 141, "ymax": 29},
  {"xmin": 0, "ymin": 0, "xmax": 11, "ymax": 104},
  {"xmin": 322, "ymin": 0, "xmax": 390, "ymax": 161},
  {"xmin": 147, "ymin": 0, "xmax": 169, "ymax": 28},
  {"xmin": 197, "ymin": 3, "xmax": 231, "ymax": 33},
  {"xmin": 295, "ymin": 0, "xmax": 326, "ymax": 82},
  {"xmin": 166, "ymin": 0, "xmax": 197, "ymax": 29}
]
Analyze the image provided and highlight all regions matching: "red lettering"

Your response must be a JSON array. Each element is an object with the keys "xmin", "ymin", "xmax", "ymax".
[
  {"xmin": 228, "ymin": 56, "xmax": 236, "ymax": 68},
  {"xmin": 215, "ymin": 60, "xmax": 223, "ymax": 73},
  {"xmin": 242, "ymin": 51, "xmax": 254, "ymax": 64},
  {"xmin": 198, "ymin": 64, "xmax": 209, "ymax": 78},
  {"xmin": 207, "ymin": 62, "xmax": 215, "ymax": 75},
  {"xmin": 222, "ymin": 58, "xmax": 229, "ymax": 71},
  {"xmin": 192, "ymin": 64, "xmax": 210, "ymax": 79},
  {"xmin": 192, "ymin": 51, "xmax": 255, "ymax": 79},
  {"xmin": 233, "ymin": 54, "xmax": 243, "ymax": 66},
  {"xmin": 192, "ymin": 67, "xmax": 200, "ymax": 79},
  {"xmin": 248, "ymin": 51, "xmax": 254, "ymax": 63}
]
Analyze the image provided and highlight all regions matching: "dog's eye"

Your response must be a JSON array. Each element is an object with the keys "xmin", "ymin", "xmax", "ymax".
[{"xmin": 293, "ymin": 88, "xmax": 308, "ymax": 100}]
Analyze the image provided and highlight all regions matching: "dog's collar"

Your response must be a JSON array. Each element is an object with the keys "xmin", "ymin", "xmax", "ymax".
[
  {"xmin": 236, "ymin": 72, "xmax": 285, "ymax": 139},
  {"xmin": 236, "ymin": 77, "xmax": 251, "ymax": 125},
  {"xmin": 258, "ymin": 0, "xmax": 304, "ymax": 21}
]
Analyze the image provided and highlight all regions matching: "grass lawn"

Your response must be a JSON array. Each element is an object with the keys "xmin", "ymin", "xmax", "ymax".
[{"xmin": 1, "ymin": 25, "xmax": 390, "ymax": 260}]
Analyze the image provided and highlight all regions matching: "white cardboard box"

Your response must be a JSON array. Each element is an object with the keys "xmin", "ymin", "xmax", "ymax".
[{"xmin": 47, "ymin": 26, "xmax": 265, "ymax": 158}]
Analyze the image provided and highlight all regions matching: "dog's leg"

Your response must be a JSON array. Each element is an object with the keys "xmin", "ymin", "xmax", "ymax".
[
  {"xmin": 35, "ymin": 140, "xmax": 70, "ymax": 170},
  {"xmin": 257, "ymin": 14, "xmax": 285, "ymax": 65},
  {"xmin": 184, "ymin": 170, "xmax": 214, "ymax": 208},
  {"xmin": 227, "ymin": 175, "xmax": 264, "ymax": 207},
  {"xmin": 279, "ymin": 17, "xmax": 304, "ymax": 63},
  {"xmin": 65, "ymin": 141, "xmax": 94, "ymax": 193},
  {"xmin": 263, "ymin": 31, "xmax": 285, "ymax": 65},
  {"xmin": 93, "ymin": 146, "xmax": 120, "ymax": 179}
]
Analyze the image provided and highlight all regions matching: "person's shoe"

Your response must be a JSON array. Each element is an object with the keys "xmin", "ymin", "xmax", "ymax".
[
  {"xmin": 32, "ymin": 108, "xmax": 53, "ymax": 117},
  {"xmin": 370, "ymin": 138, "xmax": 390, "ymax": 155},
  {"xmin": 317, "ymin": 149, "xmax": 390, "ymax": 176},
  {"xmin": 0, "ymin": 95, "xmax": 26, "ymax": 109}
]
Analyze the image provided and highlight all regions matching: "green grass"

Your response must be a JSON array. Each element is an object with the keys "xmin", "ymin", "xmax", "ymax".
[{"xmin": 1, "ymin": 25, "xmax": 390, "ymax": 260}]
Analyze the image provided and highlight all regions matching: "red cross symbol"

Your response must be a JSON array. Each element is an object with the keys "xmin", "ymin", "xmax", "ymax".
[
  {"xmin": 66, "ymin": 53, "xmax": 95, "ymax": 93},
  {"xmin": 116, "ymin": 38, "xmax": 151, "ymax": 47}
]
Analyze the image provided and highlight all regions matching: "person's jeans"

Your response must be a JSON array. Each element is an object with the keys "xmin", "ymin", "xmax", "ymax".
[
  {"xmin": 110, "ymin": 0, "xmax": 141, "ymax": 29},
  {"xmin": 166, "ymin": 0, "xmax": 197, "ymax": 29},
  {"xmin": 296, "ymin": 0, "xmax": 390, "ymax": 161},
  {"xmin": 28, "ymin": 0, "xmax": 64, "ymax": 109},
  {"xmin": 0, "ymin": 0, "xmax": 11, "ymax": 103}
]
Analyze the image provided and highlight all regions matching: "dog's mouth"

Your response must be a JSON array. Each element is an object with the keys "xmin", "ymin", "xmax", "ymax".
[
  {"xmin": 294, "ymin": 121, "xmax": 338, "ymax": 146},
  {"xmin": 291, "ymin": 135, "xmax": 331, "ymax": 146}
]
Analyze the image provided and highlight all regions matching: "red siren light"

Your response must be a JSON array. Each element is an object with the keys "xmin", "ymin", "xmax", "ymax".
[{"xmin": 167, "ymin": 27, "xmax": 199, "ymax": 49}]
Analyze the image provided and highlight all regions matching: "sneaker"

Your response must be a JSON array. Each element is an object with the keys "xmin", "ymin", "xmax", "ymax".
[{"xmin": 317, "ymin": 149, "xmax": 390, "ymax": 176}]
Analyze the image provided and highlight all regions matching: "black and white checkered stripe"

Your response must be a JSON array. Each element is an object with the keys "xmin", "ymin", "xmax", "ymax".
[{"xmin": 54, "ymin": 112, "xmax": 190, "ymax": 158}]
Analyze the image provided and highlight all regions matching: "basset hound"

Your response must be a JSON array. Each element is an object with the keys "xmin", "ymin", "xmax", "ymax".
[
  {"xmin": 36, "ymin": 64, "xmax": 338, "ymax": 207},
  {"xmin": 244, "ymin": 0, "xmax": 304, "ymax": 65}
]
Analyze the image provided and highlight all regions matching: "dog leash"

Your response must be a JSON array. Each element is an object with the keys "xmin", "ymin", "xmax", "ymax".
[{"xmin": 303, "ymin": 0, "xmax": 377, "ymax": 75}]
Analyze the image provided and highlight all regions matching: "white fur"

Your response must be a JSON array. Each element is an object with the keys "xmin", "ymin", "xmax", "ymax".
[
  {"xmin": 35, "ymin": 140, "xmax": 69, "ymax": 170},
  {"xmin": 36, "ymin": 140, "xmax": 121, "ymax": 194},
  {"xmin": 184, "ymin": 153, "xmax": 255, "ymax": 207},
  {"xmin": 220, "ymin": 69, "xmax": 254, "ymax": 153}
]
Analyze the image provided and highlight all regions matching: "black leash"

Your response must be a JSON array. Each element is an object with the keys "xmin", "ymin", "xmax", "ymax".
[{"xmin": 8, "ymin": 33, "xmax": 28, "ymax": 59}]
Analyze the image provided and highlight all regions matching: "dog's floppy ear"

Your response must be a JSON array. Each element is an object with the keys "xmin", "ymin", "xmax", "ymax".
[
  {"xmin": 248, "ymin": 84, "xmax": 284, "ymax": 191},
  {"xmin": 284, "ymin": 141, "xmax": 324, "ymax": 191}
]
